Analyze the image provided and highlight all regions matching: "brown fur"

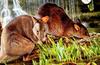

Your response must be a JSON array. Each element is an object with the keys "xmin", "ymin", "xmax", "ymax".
[
  {"xmin": 0, "ymin": 15, "xmax": 38, "ymax": 57},
  {"xmin": 38, "ymin": 3, "xmax": 89, "ymax": 38}
]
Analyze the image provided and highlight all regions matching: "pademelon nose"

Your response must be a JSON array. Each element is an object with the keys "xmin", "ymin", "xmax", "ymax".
[
  {"xmin": 79, "ymin": 35, "xmax": 90, "ymax": 39},
  {"xmin": 72, "ymin": 34, "xmax": 87, "ymax": 39}
]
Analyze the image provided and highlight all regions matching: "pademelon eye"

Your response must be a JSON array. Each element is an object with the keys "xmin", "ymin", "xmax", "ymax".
[{"xmin": 33, "ymin": 23, "xmax": 40, "ymax": 36}]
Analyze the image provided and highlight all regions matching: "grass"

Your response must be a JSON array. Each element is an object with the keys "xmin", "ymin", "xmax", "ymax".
[
  {"xmin": 3, "ymin": 34, "xmax": 100, "ymax": 65},
  {"xmin": 31, "ymin": 34, "xmax": 100, "ymax": 65}
]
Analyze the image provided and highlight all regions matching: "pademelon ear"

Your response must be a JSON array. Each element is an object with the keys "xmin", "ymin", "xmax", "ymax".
[
  {"xmin": 41, "ymin": 16, "xmax": 49, "ymax": 23},
  {"xmin": 74, "ymin": 24, "xmax": 80, "ymax": 31}
]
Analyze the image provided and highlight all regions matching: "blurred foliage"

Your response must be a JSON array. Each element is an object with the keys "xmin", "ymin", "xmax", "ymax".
[
  {"xmin": 19, "ymin": 0, "xmax": 27, "ymax": 9},
  {"xmin": 87, "ymin": 0, "xmax": 94, "ymax": 11}
]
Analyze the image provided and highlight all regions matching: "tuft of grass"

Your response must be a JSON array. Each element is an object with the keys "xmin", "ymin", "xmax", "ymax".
[
  {"xmin": 32, "ymin": 60, "xmax": 38, "ymax": 65},
  {"xmin": 33, "ymin": 34, "xmax": 100, "ymax": 65}
]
